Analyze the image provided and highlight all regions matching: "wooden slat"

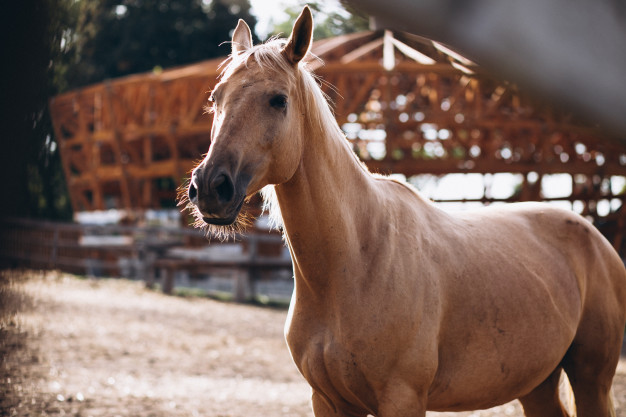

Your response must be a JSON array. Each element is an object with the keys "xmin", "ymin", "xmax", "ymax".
[{"xmin": 105, "ymin": 82, "xmax": 132, "ymax": 209}]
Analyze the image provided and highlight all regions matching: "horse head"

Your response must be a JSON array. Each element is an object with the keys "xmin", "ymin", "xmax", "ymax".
[{"xmin": 185, "ymin": 7, "xmax": 314, "ymax": 235}]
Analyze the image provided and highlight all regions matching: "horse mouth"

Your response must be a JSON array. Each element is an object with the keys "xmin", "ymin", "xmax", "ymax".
[
  {"xmin": 203, "ymin": 215, "xmax": 237, "ymax": 226},
  {"xmin": 201, "ymin": 197, "xmax": 245, "ymax": 226}
]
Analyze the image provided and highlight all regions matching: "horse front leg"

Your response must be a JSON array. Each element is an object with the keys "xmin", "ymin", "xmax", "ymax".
[
  {"xmin": 377, "ymin": 385, "xmax": 427, "ymax": 417},
  {"xmin": 311, "ymin": 387, "xmax": 427, "ymax": 417},
  {"xmin": 311, "ymin": 391, "xmax": 368, "ymax": 417}
]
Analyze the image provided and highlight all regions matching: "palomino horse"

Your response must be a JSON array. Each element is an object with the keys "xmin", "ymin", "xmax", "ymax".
[{"xmin": 185, "ymin": 7, "xmax": 626, "ymax": 416}]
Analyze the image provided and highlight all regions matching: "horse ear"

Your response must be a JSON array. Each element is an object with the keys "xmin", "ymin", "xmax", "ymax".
[
  {"xmin": 282, "ymin": 6, "xmax": 313, "ymax": 65},
  {"xmin": 232, "ymin": 19, "xmax": 253, "ymax": 55}
]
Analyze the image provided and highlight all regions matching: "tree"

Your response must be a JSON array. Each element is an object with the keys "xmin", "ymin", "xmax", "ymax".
[
  {"xmin": 270, "ymin": 1, "xmax": 369, "ymax": 41},
  {"xmin": 67, "ymin": 0, "xmax": 259, "ymax": 88},
  {"xmin": 0, "ymin": 0, "xmax": 77, "ymax": 221}
]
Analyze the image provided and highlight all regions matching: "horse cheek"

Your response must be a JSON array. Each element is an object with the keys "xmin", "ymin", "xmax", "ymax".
[{"xmin": 269, "ymin": 130, "xmax": 302, "ymax": 185}]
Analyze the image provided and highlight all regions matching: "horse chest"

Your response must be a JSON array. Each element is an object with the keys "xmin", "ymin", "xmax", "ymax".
[{"xmin": 290, "ymin": 330, "xmax": 379, "ymax": 413}]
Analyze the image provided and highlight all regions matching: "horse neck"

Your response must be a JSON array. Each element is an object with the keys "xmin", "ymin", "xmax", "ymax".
[{"xmin": 273, "ymin": 98, "xmax": 378, "ymax": 290}]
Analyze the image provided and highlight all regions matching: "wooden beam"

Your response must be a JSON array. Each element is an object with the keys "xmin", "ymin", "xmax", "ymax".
[
  {"xmin": 104, "ymin": 82, "xmax": 133, "ymax": 209},
  {"xmin": 340, "ymin": 38, "xmax": 384, "ymax": 64}
]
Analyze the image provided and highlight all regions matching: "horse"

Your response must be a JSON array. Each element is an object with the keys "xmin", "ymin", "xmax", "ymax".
[{"xmin": 184, "ymin": 7, "xmax": 626, "ymax": 416}]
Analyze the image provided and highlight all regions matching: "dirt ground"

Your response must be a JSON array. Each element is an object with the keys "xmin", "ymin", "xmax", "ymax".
[{"xmin": 2, "ymin": 270, "xmax": 626, "ymax": 417}]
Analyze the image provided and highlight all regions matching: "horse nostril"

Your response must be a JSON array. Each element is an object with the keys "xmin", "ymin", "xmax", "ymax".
[
  {"xmin": 188, "ymin": 181, "xmax": 198, "ymax": 204},
  {"xmin": 212, "ymin": 173, "xmax": 235, "ymax": 204}
]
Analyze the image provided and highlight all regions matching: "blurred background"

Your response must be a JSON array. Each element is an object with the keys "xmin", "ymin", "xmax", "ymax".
[
  {"xmin": 0, "ymin": 0, "xmax": 371, "ymax": 301},
  {"xmin": 0, "ymin": 0, "xmax": 366, "ymax": 223},
  {"xmin": 1, "ymin": 0, "xmax": 625, "ymax": 299},
  {"xmin": 2, "ymin": 2, "xmax": 626, "ymax": 416}
]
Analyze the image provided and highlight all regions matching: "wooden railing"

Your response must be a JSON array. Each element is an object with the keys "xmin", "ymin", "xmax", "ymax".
[{"xmin": 0, "ymin": 218, "xmax": 292, "ymax": 301}]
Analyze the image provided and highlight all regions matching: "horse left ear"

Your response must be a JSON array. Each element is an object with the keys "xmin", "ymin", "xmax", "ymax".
[
  {"xmin": 282, "ymin": 6, "xmax": 313, "ymax": 65},
  {"xmin": 232, "ymin": 19, "xmax": 253, "ymax": 55}
]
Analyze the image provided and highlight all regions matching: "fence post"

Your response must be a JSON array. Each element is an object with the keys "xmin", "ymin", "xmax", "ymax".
[
  {"xmin": 51, "ymin": 225, "xmax": 59, "ymax": 268},
  {"xmin": 234, "ymin": 268, "xmax": 249, "ymax": 302},
  {"xmin": 142, "ymin": 250, "xmax": 157, "ymax": 289},
  {"xmin": 234, "ymin": 234, "xmax": 258, "ymax": 302},
  {"xmin": 161, "ymin": 266, "xmax": 174, "ymax": 295},
  {"xmin": 248, "ymin": 234, "xmax": 260, "ymax": 301}
]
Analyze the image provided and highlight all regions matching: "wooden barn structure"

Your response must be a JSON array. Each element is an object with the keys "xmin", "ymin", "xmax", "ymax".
[{"xmin": 50, "ymin": 30, "xmax": 626, "ymax": 251}]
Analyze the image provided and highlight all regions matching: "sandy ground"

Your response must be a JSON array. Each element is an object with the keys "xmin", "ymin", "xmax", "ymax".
[{"xmin": 1, "ymin": 270, "xmax": 626, "ymax": 417}]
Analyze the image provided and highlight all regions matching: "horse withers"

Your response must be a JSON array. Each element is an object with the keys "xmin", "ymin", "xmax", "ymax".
[{"xmin": 184, "ymin": 7, "xmax": 626, "ymax": 416}]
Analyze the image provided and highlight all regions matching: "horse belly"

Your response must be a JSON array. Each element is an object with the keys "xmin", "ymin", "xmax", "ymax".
[
  {"xmin": 427, "ymin": 329, "xmax": 571, "ymax": 411},
  {"xmin": 427, "ymin": 265, "xmax": 580, "ymax": 410}
]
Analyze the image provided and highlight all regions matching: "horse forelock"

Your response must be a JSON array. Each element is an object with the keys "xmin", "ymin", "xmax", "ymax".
[
  {"xmin": 218, "ymin": 38, "xmax": 295, "ymax": 85},
  {"xmin": 218, "ymin": 38, "xmax": 330, "ymax": 118}
]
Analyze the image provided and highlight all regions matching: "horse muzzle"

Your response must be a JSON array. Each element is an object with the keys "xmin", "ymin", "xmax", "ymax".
[{"xmin": 188, "ymin": 167, "xmax": 249, "ymax": 225}]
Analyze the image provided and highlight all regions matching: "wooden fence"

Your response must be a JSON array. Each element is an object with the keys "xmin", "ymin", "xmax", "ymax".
[{"xmin": 0, "ymin": 218, "xmax": 292, "ymax": 302}]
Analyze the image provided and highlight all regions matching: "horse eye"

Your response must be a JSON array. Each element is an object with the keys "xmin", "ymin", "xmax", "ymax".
[
  {"xmin": 208, "ymin": 93, "xmax": 215, "ymax": 103},
  {"xmin": 269, "ymin": 94, "xmax": 288, "ymax": 109}
]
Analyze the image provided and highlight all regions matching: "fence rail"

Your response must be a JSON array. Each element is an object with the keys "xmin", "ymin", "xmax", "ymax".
[{"xmin": 0, "ymin": 217, "xmax": 292, "ymax": 301}]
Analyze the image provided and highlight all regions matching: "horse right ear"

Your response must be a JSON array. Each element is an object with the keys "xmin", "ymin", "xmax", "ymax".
[
  {"xmin": 282, "ymin": 6, "xmax": 313, "ymax": 65},
  {"xmin": 232, "ymin": 19, "xmax": 253, "ymax": 55}
]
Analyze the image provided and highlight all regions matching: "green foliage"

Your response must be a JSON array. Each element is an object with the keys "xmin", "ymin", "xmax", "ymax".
[
  {"xmin": 66, "ymin": 0, "xmax": 259, "ymax": 88},
  {"xmin": 269, "ymin": 1, "xmax": 369, "ymax": 40}
]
